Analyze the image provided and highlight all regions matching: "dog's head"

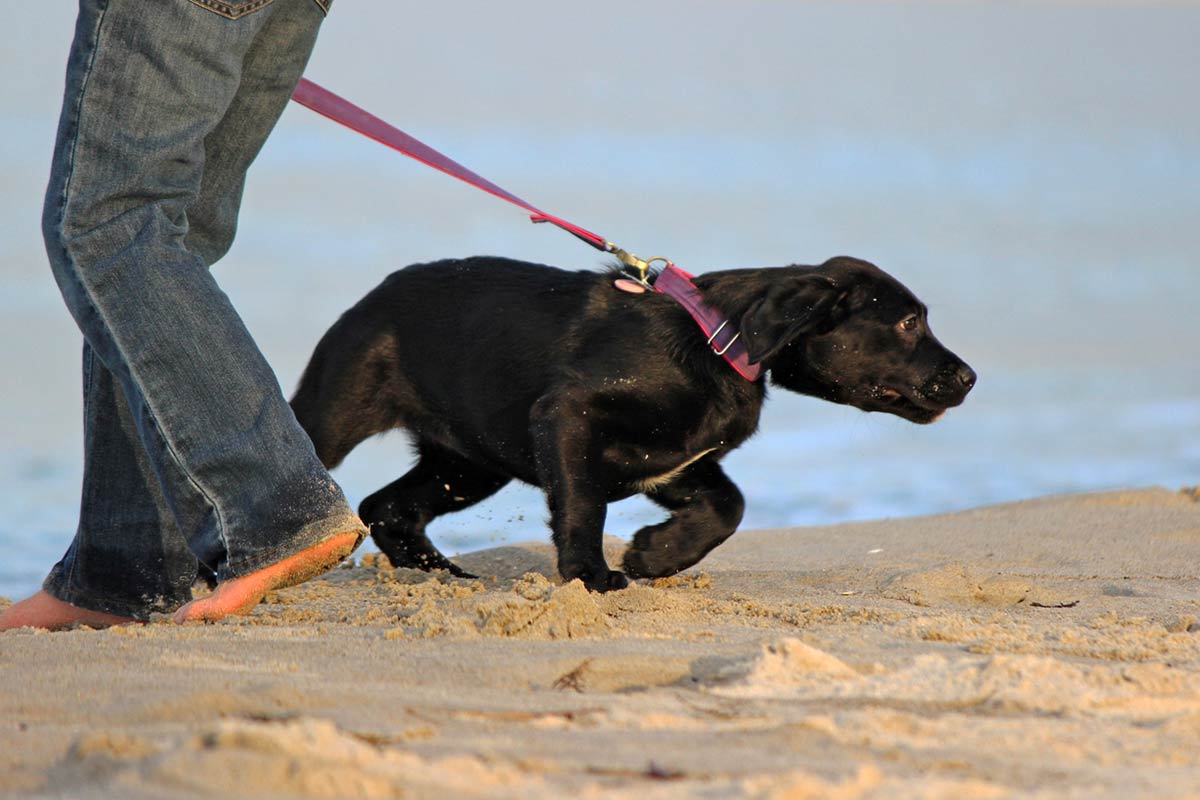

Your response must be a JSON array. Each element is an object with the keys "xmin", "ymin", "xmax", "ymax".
[{"xmin": 738, "ymin": 257, "xmax": 975, "ymax": 424}]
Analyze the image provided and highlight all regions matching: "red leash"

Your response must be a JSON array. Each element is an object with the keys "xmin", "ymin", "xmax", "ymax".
[
  {"xmin": 291, "ymin": 78, "xmax": 608, "ymax": 252},
  {"xmin": 289, "ymin": 78, "xmax": 761, "ymax": 382}
]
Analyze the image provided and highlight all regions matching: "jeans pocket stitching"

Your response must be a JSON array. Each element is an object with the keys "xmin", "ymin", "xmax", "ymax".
[{"xmin": 185, "ymin": 0, "xmax": 275, "ymax": 20}]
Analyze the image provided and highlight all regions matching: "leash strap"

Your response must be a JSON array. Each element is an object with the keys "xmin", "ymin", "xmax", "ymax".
[
  {"xmin": 291, "ymin": 78, "xmax": 608, "ymax": 251},
  {"xmin": 290, "ymin": 78, "xmax": 762, "ymax": 382}
]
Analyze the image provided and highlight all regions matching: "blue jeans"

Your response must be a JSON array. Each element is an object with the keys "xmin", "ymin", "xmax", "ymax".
[{"xmin": 41, "ymin": 0, "xmax": 365, "ymax": 619}]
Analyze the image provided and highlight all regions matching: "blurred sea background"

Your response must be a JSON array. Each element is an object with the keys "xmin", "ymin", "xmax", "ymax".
[{"xmin": 1, "ymin": 2, "xmax": 1196, "ymax": 601}]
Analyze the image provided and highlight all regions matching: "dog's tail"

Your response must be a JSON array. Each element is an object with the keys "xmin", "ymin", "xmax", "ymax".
[{"xmin": 290, "ymin": 309, "xmax": 403, "ymax": 469}]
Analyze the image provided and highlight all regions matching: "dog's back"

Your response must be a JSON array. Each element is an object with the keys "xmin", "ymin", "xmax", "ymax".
[{"xmin": 291, "ymin": 257, "xmax": 602, "ymax": 471}]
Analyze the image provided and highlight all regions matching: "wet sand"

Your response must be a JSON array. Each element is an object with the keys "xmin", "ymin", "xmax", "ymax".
[{"xmin": 2, "ymin": 487, "xmax": 1199, "ymax": 798}]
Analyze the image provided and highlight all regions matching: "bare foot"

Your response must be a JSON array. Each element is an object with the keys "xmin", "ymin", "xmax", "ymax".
[
  {"xmin": 173, "ymin": 531, "xmax": 360, "ymax": 624},
  {"xmin": 0, "ymin": 590, "xmax": 138, "ymax": 632}
]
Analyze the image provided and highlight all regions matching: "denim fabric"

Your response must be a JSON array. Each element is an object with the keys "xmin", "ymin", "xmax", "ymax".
[{"xmin": 41, "ymin": 0, "xmax": 365, "ymax": 619}]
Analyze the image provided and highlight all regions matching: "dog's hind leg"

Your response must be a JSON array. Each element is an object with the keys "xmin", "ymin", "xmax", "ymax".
[
  {"xmin": 359, "ymin": 441, "xmax": 509, "ymax": 577},
  {"xmin": 622, "ymin": 459, "xmax": 745, "ymax": 579}
]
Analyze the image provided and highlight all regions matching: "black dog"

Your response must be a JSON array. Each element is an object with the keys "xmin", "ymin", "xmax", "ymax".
[{"xmin": 291, "ymin": 256, "xmax": 975, "ymax": 592}]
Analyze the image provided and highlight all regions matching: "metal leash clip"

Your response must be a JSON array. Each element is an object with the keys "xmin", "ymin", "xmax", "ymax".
[{"xmin": 606, "ymin": 242, "xmax": 671, "ymax": 287}]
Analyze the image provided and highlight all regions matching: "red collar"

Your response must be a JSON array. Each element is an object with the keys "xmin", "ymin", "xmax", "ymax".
[{"xmin": 652, "ymin": 265, "xmax": 762, "ymax": 382}]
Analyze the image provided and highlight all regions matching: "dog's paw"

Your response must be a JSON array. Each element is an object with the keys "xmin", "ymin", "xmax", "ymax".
[
  {"xmin": 595, "ymin": 570, "xmax": 630, "ymax": 592},
  {"xmin": 400, "ymin": 552, "xmax": 478, "ymax": 580},
  {"xmin": 373, "ymin": 534, "xmax": 478, "ymax": 579},
  {"xmin": 563, "ymin": 565, "xmax": 629, "ymax": 593}
]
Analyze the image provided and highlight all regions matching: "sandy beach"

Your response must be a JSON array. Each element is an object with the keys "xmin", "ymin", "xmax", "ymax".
[{"xmin": 2, "ymin": 487, "xmax": 1198, "ymax": 798}]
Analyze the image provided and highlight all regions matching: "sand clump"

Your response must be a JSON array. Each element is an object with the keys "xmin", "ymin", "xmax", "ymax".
[
  {"xmin": 880, "ymin": 562, "xmax": 1079, "ymax": 608},
  {"xmin": 742, "ymin": 764, "xmax": 1011, "ymax": 800},
  {"xmin": 298, "ymin": 571, "xmax": 615, "ymax": 640},
  {"xmin": 905, "ymin": 609, "xmax": 1200, "ymax": 663},
  {"xmin": 712, "ymin": 636, "xmax": 1200, "ymax": 720},
  {"xmin": 715, "ymin": 638, "xmax": 864, "ymax": 688},
  {"xmin": 60, "ymin": 717, "xmax": 543, "ymax": 800},
  {"xmin": 477, "ymin": 575, "xmax": 608, "ymax": 639},
  {"xmin": 255, "ymin": 559, "xmax": 724, "ymax": 641},
  {"xmin": 69, "ymin": 730, "xmax": 160, "ymax": 761}
]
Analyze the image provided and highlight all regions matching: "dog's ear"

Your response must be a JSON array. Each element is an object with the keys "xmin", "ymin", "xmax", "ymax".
[{"xmin": 740, "ymin": 276, "xmax": 842, "ymax": 364}]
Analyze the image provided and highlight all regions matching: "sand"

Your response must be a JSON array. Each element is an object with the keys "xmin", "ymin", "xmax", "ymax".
[{"xmin": 2, "ymin": 487, "xmax": 1199, "ymax": 799}]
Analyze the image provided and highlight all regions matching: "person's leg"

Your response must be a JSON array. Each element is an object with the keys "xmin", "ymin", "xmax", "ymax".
[
  {"xmin": 171, "ymin": 0, "xmax": 366, "ymax": 623},
  {"xmin": 8, "ymin": 0, "xmax": 363, "ymax": 629},
  {"xmin": 1, "ymin": 345, "xmax": 200, "ymax": 631},
  {"xmin": 184, "ymin": 0, "xmax": 334, "ymax": 269}
]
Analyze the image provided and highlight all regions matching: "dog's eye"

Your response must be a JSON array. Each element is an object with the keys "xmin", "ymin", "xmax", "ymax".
[{"xmin": 897, "ymin": 315, "xmax": 919, "ymax": 333}]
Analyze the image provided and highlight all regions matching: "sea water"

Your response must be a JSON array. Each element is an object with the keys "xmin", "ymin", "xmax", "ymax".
[{"xmin": 1, "ymin": 3, "xmax": 1196, "ymax": 600}]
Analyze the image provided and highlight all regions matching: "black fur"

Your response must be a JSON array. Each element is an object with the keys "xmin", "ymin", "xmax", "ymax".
[{"xmin": 291, "ymin": 256, "xmax": 975, "ymax": 591}]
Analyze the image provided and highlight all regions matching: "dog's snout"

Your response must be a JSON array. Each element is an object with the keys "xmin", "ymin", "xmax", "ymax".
[
  {"xmin": 955, "ymin": 364, "xmax": 977, "ymax": 391},
  {"xmin": 921, "ymin": 361, "xmax": 976, "ymax": 409}
]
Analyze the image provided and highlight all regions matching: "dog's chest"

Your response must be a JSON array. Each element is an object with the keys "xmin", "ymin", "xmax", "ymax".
[{"xmin": 630, "ymin": 448, "xmax": 718, "ymax": 492}]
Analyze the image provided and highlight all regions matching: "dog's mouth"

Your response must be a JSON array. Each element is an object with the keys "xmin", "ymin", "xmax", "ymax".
[{"xmin": 869, "ymin": 386, "xmax": 947, "ymax": 424}]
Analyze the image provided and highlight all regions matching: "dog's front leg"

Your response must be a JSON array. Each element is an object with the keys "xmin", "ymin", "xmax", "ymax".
[
  {"xmin": 530, "ymin": 394, "xmax": 628, "ymax": 592},
  {"xmin": 623, "ymin": 459, "xmax": 745, "ymax": 578},
  {"xmin": 546, "ymin": 485, "xmax": 627, "ymax": 592}
]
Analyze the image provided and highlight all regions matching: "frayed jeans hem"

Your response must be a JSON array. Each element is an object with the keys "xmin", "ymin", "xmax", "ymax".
[{"xmin": 221, "ymin": 512, "xmax": 368, "ymax": 580}]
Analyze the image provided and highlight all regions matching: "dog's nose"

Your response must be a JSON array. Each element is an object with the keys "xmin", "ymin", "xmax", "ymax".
[{"xmin": 955, "ymin": 364, "xmax": 977, "ymax": 391}]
